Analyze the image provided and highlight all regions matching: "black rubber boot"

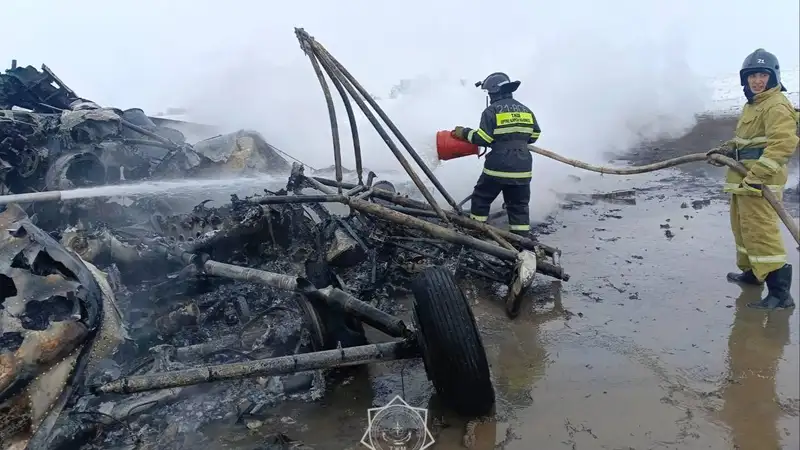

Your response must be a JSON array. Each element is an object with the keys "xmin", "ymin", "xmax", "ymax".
[
  {"xmin": 726, "ymin": 270, "xmax": 763, "ymax": 286},
  {"xmin": 747, "ymin": 264, "xmax": 795, "ymax": 310}
]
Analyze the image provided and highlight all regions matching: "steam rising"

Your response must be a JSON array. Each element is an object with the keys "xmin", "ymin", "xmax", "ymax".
[{"xmin": 6, "ymin": 0, "xmax": 800, "ymax": 220}]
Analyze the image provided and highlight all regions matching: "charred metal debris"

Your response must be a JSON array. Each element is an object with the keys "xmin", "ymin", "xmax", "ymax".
[{"xmin": 0, "ymin": 30, "xmax": 568, "ymax": 449}]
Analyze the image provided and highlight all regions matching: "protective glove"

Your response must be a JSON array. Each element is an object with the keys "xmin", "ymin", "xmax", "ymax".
[
  {"xmin": 705, "ymin": 142, "xmax": 734, "ymax": 167},
  {"xmin": 451, "ymin": 126, "xmax": 467, "ymax": 141},
  {"xmin": 731, "ymin": 173, "xmax": 764, "ymax": 196}
]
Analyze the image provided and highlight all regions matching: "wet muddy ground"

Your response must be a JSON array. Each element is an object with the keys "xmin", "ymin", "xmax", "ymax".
[
  {"xmin": 226, "ymin": 178, "xmax": 797, "ymax": 450},
  {"xmin": 478, "ymin": 177, "xmax": 799, "ymax": 450},
  {"xmin": 173, "ymin": 115, "xmax": 799, "ymax": 449}
]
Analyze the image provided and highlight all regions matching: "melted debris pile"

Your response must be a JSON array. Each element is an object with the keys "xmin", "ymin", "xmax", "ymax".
[
  {"xmin": 1, "ymin": 60, "xmax": 567, "ymax": 450},
  {"xmin": 1, "ymin": 179, "xmax": 541, "ymax": 448},
  {"xmin": 0, "ymin": 62, "xmax": 290, "ymax": 218}
]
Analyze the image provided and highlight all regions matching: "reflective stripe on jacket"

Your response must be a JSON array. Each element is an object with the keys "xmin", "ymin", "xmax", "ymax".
[
  {"xmin": 462, "ymin": 96, "xmax": 541, "ymax": 185},
  {"xmin": 724, "ymin": 86, "xmax": 799, "ymax": 194}
]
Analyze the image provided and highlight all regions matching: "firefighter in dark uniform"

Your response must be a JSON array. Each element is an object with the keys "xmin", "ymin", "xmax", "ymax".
[{"xmin": 451, "ymin": 72, "xmax": 541, "ymax": 236}]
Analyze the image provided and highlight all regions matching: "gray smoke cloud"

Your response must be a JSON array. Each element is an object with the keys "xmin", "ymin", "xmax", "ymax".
[{"xmin": 6, "ymin": 0, "xmax": 799, "ymax": 219}]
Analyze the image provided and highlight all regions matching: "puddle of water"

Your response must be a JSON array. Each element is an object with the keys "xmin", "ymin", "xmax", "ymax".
[
  {"xmin": 483, "ymin": 182, "xmax": 799, "ymax": 450},
  {"xmin": 503, "ymin": 346, "xmax": 730, "ymax": 449}
]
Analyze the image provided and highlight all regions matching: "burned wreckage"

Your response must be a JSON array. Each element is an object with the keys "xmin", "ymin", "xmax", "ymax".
[{"xmin": 1, "ymin": 29, "xmax": 569, "ymax": 449}]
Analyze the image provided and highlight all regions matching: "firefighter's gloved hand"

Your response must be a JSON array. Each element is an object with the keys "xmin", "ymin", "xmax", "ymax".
[
  {"xmin": 451, "ymin": 126, "xmax": 467, "ymax": 141},
  {"xmin": 733, "ymin": 174, "xmax": 764, "ymax": 196},
  {"xmin": 705, "ymin": 146, "xmax": 732, "ymax": 167},
  {"xmin": 706, "ymin": 147, "xmax": 732, "ymax": 157}
]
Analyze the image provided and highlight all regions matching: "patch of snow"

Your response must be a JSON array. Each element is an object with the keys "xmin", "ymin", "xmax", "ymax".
[{"xmin": 705, "ymin": 65, "xmax": 799, "ymax": 116}]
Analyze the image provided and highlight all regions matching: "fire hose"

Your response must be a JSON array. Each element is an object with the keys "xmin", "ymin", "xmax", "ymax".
[
  {"xmin": 527, "ymin": 144, "xmax": 800, "ymax": 248},
  {"xmin": 436, "ymin": 126, "xmax": 798, "ymax": 246}
]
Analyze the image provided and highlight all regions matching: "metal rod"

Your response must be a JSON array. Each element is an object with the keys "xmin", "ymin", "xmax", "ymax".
[
  {"xmin": 92, "ymin": 340, "xmax": 416, "ymax": 394},
  {"xmin": 311, "ymin": 45, "xmax": 364, "ymax": 185},
  {"xmin": 172, "ymin": 248, "xmax": 409, "ymax": 338},
  {"xmin": 345, "ymin": 185, "xmax": 367, "ymax": 196},
  {"xmin": 311, "ymin": 176, "xmax": 561, "ymax": 259},
  {"xmin": 295, "ymin": 31, "xmax": 449, "ymax": 224},
  {"xmin": 484, "ymin": 226, "xmax": 515, "ymax": 251},
  {"xmin": 303, "ymin": 43, "xmax": 344, "ymax": 194},
  {"xmin": 355, "ymin": 188, "xmax": 374, "ymax": 200},
  {"xmin": 368, "ymin": 189, "xmax": 561, "ymax": 258},
  {"xmin": 308, "ymin": 177, "xmax": 353, "ymax": 189},
  {"xmin": 307, "ymin": 38, "xmax": 461, "ymax": 213},
  {"xmin": 172, "ymin": 250, "xmax": 300, "ymax": 291},
  {"xmin": 252, "ymin": 194, "xmax": 345, "ymax": 205},
  {"xmin": 343, "ymin": 197, "xmax": 568, "ymax": 280},
  {"xmin": 317, "ymin": 286, "xmax": 409, "ymax": 338},
  {"xmin": 304, "ymin": 176, "xmax": 336, "ymax": 195},
  {"xmin": 313, "ymin": 55, "xmax": 448, "ymax": 221},
  {"xmin": 386, "ymin": 205, "xmax": 440, "ymax": 218},
  {"xmin": 388, "ymin": 236, "xmax": 447, "ymax": 244},
  {"xmin": 345, "ymin": 197, "xmax": 516, "ymax": 260},
  {"xmin": 457, "ymin": 194, "xmax": 472, "ymax": 209},
  {"xmin": 202, "ymin": 260, "xmax": 299, "ymax": 291}
]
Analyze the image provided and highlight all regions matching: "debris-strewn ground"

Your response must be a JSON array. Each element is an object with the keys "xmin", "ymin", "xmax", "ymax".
[
  {"xmin": 210, "ymin": 114, "xmax": 797, "ymax": 450},
  {"xmin": 3, "ymin": 63, "xmax": 552, "ymax": 449},
  {"xmin": 3, "ymin": 59, "xmax": 798, "ymax": 450}
]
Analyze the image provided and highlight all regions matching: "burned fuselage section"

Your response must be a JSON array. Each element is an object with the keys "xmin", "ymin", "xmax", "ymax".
[
  {"xmin": 0, "ymin": 204, "xmax": 112, "ymax": 449},
  {"xmin": 0, "ymin": 63, "xmax": 291, "ymax": 227},
  {"xmin": 1, "ymin": 39, "xmax": 570, "ymax": 449}
]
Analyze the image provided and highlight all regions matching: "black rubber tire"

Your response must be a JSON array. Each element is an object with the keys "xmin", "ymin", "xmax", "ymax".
[{"xmin": 410, "ymin": 266, "xmax": 495, "ymax": 417}]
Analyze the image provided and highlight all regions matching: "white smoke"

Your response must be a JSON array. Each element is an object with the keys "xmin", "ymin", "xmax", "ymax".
[{"xmin": 6, "ymin": 0, "xmax": 799, "ymax": 220}]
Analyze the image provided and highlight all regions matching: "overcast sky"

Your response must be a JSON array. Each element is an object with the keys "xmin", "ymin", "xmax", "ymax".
[
  {"xmin": 5, "ymin": 0, "xmax": 799, "ymax": 215},
  {"xmin": 6, "ymin": 0, "xmax": 798, "ymax": 108}
]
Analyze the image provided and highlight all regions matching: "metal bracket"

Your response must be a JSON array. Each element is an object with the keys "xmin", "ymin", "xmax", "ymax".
[{"xmin": 505, "ymin": 250, "xmax": 537, "ymax": 318}]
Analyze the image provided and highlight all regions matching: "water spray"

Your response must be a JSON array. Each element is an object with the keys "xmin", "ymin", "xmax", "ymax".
[{"xmin": 0, "ymin": 176, "xmax": 287, "ymax": 206}]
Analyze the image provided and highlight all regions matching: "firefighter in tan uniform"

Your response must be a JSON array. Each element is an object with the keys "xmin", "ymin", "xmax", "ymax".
[{"xmin": 710, "ymin": 48, "xmax": 798, "ymax": 310}]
